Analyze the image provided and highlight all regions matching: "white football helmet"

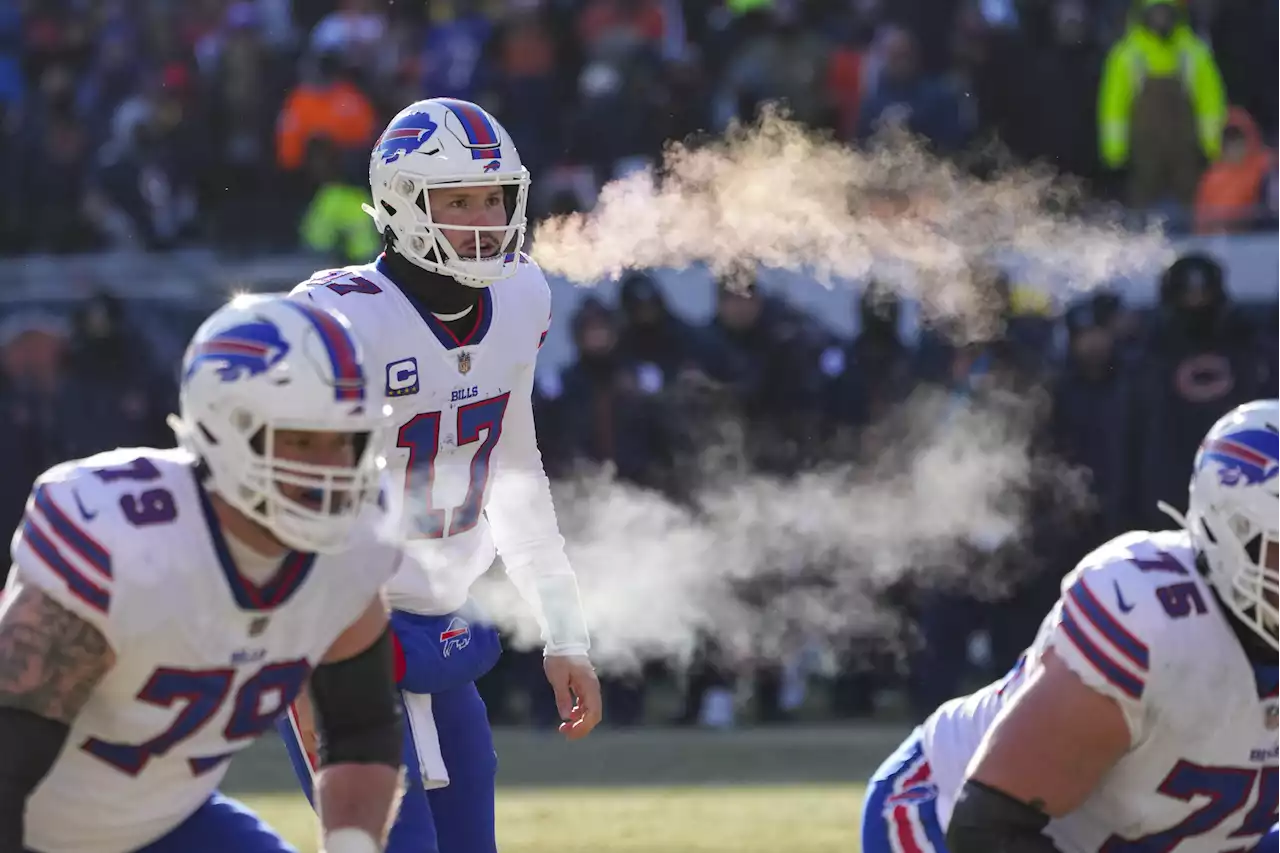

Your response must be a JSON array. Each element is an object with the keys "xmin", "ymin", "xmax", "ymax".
[
  {"xmin": 365, "ymin": 97, "xmax": 530, "ymax": 287},
  {"xmin": 170, "ymin": 294, "xmax": 390, "ymax": 554},
  {"xmin": 1170, "ymin": 399, "xmax": 1280, "ymax": 650}
]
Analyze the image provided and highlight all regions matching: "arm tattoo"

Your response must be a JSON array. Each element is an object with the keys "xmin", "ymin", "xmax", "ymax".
[{"xmin": 0, "ymin": 584, "xmax": 114, "ymax": 723}]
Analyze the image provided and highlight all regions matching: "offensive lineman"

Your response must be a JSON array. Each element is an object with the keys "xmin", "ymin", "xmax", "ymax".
[
  {"xmin": 861, "ymin": 399, "xmax": 1280, "ymax": 853},
  {"xmin": 279, "ymin": 97, "xmax": 601, "ymax": 853},
  {"xmin": 0, "ymin": 295, "xmax": 405, "ymax": 853}
]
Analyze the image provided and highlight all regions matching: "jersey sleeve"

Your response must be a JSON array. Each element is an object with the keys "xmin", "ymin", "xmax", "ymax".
[
  {"xmin": 8, "ymin": 475, "xmax": 119, "ymax": 640},
  {"xmin": 288, "ymin": 267, "xmax": 350, "ymax": 300},
  {"xmin": 484, "ymin": 279, "xmax": 590, "ymax": 655},
  {"xmin": 1040, "ymin": 561, "xmax": 1158, "ymax": 745}
]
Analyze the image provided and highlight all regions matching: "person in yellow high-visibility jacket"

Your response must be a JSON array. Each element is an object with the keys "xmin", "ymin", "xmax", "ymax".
[
  {"xmin": 1097, "ymin": 0, "xmax": 1226, "ymax": 209},
  {"xmin": 298, "ymin": 137, "xmax": 380, "ymax": 265}
]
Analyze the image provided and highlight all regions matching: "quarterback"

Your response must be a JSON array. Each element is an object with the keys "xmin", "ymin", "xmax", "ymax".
[
  {"xmin": 0, "ymin": 295, "xmax": 404, "ymax": 853},
  {"xmin": 280, "ymin": 97, "xmax": 601, "ymax": 853},
  {"xmin": 861, "ymin": 400, "xmax": 1280, "ymax": 853}
]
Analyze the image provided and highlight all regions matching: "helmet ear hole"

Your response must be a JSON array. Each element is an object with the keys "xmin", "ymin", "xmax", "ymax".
[
  {"xmin": 1244, "ymin": 534, "xmax": 1262, "ymax": 564},
  {"xmin": 196, "ymin": 421, "xmax": 218, "ymax": 446},
  {"xmin": 380, "ymin": 200, "xmax": 397, "ymax": 218},
  {"xmin": 248, "ymin": 427, "xmax": 267, "ymax": 456}
]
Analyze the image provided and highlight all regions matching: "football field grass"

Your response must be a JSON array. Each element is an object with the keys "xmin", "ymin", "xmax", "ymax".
[
  {"xmin": 241, "ymin": 783, "xmax": 867, "ymax": 853},
  {"xmin": 225, "ymin": 724, "xmax": 906, "ymax": 852}
]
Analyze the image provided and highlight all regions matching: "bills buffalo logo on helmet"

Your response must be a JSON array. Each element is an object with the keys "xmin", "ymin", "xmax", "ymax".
[
  {"xmin": 1199, "ymin": 428, "xmax": 1280, "ymax": 487},
  {"xmin": 185, "ymin": 321, "xmax": 290, "ymax": 384},
  {"xmin": 375, "ymin": 113, "xmax": 441, "ymax": 165}
]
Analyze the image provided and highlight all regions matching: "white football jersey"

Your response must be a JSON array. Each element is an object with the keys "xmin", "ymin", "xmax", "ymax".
[
  {"xmin": 290, "ymin": 256, "xmax": 575, "ymax": 623},
  {"xmin": 10, "ymin": 448, "xmax": 400, "ymax": 853},
  {"xmin": 921, "ymin": 530, "xmax": 1279, "ymax": 853}
]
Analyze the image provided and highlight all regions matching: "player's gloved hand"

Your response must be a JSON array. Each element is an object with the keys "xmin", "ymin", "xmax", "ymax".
[{"xmin": 389, "ymin": 602, "xmax": 502, "ymax": 695}]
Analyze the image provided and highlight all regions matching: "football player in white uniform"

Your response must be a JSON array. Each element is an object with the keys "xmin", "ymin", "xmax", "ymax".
[
  {"xmin": 861, "ymin": 399, "xmax": 1280, "ymax": 853},
  {"xmin": 0, "ymin": 295, "xmax": 406, "ymax": 853},
  {"xmin": 279, "ymin": 97, "xmax": 601, "ymax": 853}
]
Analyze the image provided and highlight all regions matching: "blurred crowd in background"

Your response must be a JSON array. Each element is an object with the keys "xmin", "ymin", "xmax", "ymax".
[
  {"xmin": 0, "ymin": 0, "xmax": 1277, "ymax": 727},
  {"xmin": 1, "ymin": 0, "xmax": 1277, "ymax": 255}
]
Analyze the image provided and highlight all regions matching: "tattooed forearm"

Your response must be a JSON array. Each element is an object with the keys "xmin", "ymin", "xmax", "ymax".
[{"xmin": 0, "ymin": 584, "xmax": 114, "ymax": 723}]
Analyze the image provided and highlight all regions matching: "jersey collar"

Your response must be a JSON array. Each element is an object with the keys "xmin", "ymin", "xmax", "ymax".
[
  {"xmin": 192, "ymin": 471, "xmax": 317, "ymax": 611},
  {"xmin": 375, "ymin": 253, "xmax": 495, "ymax": 350}
]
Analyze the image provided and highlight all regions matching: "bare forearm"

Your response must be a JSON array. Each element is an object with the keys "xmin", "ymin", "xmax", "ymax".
[
  {"xmin": 316, "ymin": 763, "xmax": 400, "ymax": 843},
  {"xmin": 0, "ymin": 583, "xmax": 114, "ymax": 852},
  {"xmin": 0, "ymin": 584, "xmax": 114, "ymax": 722}
]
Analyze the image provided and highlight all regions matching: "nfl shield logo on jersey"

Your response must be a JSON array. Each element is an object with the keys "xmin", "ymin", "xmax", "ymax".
[
  {"xmin": 456, "ymin": 351, "xmax": 472, "ymax": 375},
  {"xmin": 1265, "ymin": 701, "xmax": 1278, "ymax": 731},
  {"xmin": 440, "ymin": 617, "xmax": 471, "ymax": 657}
]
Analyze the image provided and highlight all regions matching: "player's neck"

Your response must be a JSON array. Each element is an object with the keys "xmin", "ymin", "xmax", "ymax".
[
  {"xmin": 382, "ymin": 246, "xmax": 481, "ymax": 317},
  {"xmin": 209, "ymin": 493, "xmax": 290, "ymax": 562}
]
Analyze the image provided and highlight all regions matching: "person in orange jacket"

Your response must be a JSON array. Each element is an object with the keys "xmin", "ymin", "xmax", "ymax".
[
  {"xmin": 1194, "ymin": 106, "xmax": 1276, "ymax": 234},
  {"xmin": 276, "ymin": 52, "xmax": 376, "ymax": 172}
]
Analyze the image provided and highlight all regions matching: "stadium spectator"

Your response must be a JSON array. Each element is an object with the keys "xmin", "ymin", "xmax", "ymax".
[
  {"xmin": 0, "ymin": 312, "xmax": 73, "ymax": 539},
  {"xmin": 487, "ymin": 4, "xmax": 561, "ymax": 177},
  {"xmin": 713, "ymin": 4, "xmax": 833, "ymax": 133},
  {"xmin": 1194, "ymin": 107, "xmax": 1277, "ymax": 234},
  {"xmin": 823, "ymin": 282, "xmax": 915, "ymax": 451},
  {"xmin": 696, "ymin": 275, "xmax": 830, "ymax": 476},
  {"xmin": 275, "ymin": 50, "xmax": 375, "ymax": 174},
  {"xmin": 1123, "ymin": 252, "xmax": 1277, "ymax": 531},
  {"xmin": 1049, "ymin": 294, "xmax": 1134, "ymax": 564},
  {"xmin": 1097, "ymin": 0, "xmax": 1227, "ymax": 210},
  {"xmin": 577, "ymin": 0, "xmax": 667, "ymax": 51},
  {"xmin": 0, "ymin": 4, "xmax": 22, "ymax": 112},
  {"xmin": 201, "ymin": 2, "xmax": 292, "ymax": 252},
  {"xmin": 90, "ymin": 64, "xmax": 205, "ymax": 250},
  {"xmin": 63, "ymin": 291, "xmax": 175, "ymax": 456},
  {"xmin": 17, "ymin": 64, "xmax": 101, "ymax": 253},
  {"xmin": 613, "ymin": 270, "xmax": 704, "ymax": 386},
  {"xmin": 823, "ymin": 20, "xmax": 867, "ymax": 143},
  {"xmin": 1015, "ymin": 0, "xmax": 1104, "ymax": 186},
  {"xmin": 310, "ymin": 0, "xmax": 389, "ymax": 74},
  {"xmin": 299, "ymin": 135, "xmax": 379, "ymax": 265},
  {"xmin": 541, "ymin": 295, "xmax": 679, "ymax": 493},
  {"xmin": 419, "ymin": 0, "xmax": 497, "ymax": 104},
  {"xmin": 856, "ymin": 26, "xmax": 969, "ymax": 152}
]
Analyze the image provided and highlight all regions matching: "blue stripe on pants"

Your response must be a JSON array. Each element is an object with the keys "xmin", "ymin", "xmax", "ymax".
[{"xmin": 861, "ymin": 728, "xmax": 948, "ymax": 853}]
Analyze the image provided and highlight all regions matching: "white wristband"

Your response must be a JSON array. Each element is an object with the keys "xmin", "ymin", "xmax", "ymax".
[
  {"xmin": 323, "ymin": 828, "xmax": 381, "ymax": 853},
  {"xmin": 536, "ymin": 575, "xmax": 591, "ymax": 655}
]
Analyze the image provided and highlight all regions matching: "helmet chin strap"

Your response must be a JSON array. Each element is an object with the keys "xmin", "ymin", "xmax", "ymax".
[{"xmin": 1157, "ymin": 500, "xmax": 1189, "ymax": 529}]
